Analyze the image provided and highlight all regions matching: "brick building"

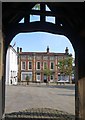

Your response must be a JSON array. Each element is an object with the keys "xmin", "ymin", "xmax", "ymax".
[{"xmin": 18, "ymin": 47, "xmax": 72, "ymax": 83}]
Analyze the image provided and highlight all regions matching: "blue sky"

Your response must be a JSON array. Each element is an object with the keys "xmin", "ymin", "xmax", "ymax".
[{"xmin": 11, "ymin": 32, "xmax": 75, "ymax": 58}]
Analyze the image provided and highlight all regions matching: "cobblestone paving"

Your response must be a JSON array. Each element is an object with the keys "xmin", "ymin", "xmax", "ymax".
[
  {"xmin": 5, "ymin": 108, "xmax": 75, "ymax": 120},
  {"xmin": 5, "ymin": 84, "xmax": 75, "ymax": 120}
]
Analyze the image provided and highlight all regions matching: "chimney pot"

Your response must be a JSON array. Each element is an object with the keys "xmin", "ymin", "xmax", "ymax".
[
  {"xmin": 20, "ymin": 48, "xmax": 22, "ymax": 52},
  {"xmin": 47, "ymin": 46, "xmax": 49, "ymax": 53},
  {"xmin": 17, "ymin": 47, "xmax": 19, "ymax": 53}
]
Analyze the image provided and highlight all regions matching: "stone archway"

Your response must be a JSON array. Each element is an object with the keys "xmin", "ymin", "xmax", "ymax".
[{"xmin": 2, "ymin": 2, "xmax": 85, "ymax": 120}]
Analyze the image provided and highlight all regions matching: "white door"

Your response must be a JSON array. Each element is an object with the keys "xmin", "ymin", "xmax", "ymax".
[{"xmin": 36, "ymin": 73, "xmax": 41, "ymax": 81}]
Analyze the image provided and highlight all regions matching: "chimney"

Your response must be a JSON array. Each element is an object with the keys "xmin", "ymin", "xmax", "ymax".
[
  {"xmin": 20, "ymin": 48, "xmax": 22, "ymax": 52},
  {"xmin": 17, "ymin": 47, "xmax": 19, "ymax": 53},
  {"xmin": 47, "ymin": 46, "xmax": 49, "ymax": 53},
  {"xmin": 65, "ymin": 47, "xmax": 69, "ymax": 54}
]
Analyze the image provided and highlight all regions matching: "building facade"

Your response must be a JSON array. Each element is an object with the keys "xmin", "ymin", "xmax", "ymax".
[
  {"xmin": 6, "ymin": 45, "xmax": 18, "ymax": 85},
  {"xmin": 18, "ymin": 47, "xmax": 72, "ymax": 83}
]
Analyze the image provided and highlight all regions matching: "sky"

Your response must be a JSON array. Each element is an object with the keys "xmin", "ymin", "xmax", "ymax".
[
  {"xmin": 10, "ymin": 4, "xmax": 75, "ymax": 58},
  {"xmin": 11, "ymin": 32, "xmax": 75, "ymax": 58}
]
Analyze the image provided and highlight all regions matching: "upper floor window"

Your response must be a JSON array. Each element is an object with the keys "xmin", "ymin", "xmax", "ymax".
[
  {"xmin": 37, "ymin": 62, "xmax": 41, "ymax": 70},
  {"xmin": 28, "ymin": 61, "xmax": 32, "ymax": 70},
  {"xmin": 21, "ymin": 55, "xmax": 27, "ymax": 59},
  {"xmin": 43, "ymin": 56, "xmax": 48, "ymax": 60},
  {"xmin": 21, "ymin": 61, "xmax": 26, "ymax": 70},
  {"xmin": 58, "ymin": 56, "xmax": 63, "ymax": 60},
  {"xmin": 36, "ymin": 56, "xmax": 41, "ymax": 60},
  {"xmin": 50, "ymin": 62, "xmax": 54, "ymax": 70},
  {"xmin": 50, "ymin": 56, "xmax": 54, "ymax": 60},
  {"xmin": 28, "ymin": 56, "xmax": 32, "ymax": 60},
  {"xmin": 43, "ymin": 62, "xmax": 47, "ymax": 69}
]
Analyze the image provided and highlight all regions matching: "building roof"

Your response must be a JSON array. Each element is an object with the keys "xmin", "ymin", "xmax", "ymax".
[
  {"xmin": 9, "ymin": 45, "xmax": 17, "ymax": 55},
  {"xmin": 18, "ymin": 46, "xmax": 72, "ymax": 57},
  {"xmin": 19, "ymin": 51, "xmax": 71, "ymax": 57}
]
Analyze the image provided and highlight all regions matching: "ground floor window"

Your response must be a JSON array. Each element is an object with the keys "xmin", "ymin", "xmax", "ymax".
[
  {"xmin": 10, "ymin": 70, "xmax": 17, "ymax": 85},
  {"xmin": 21, "ymin": 72, "xmax": 32, "ymax": 81},
  {"xmin": 58, "ymin": 74, "xmax": 69, "ymax": 82}
]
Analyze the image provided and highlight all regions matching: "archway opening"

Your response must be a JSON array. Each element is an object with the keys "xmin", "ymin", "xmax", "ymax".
[{"xmin": 5, "ymin": 31, "xmax": 75, "ymax": 120}]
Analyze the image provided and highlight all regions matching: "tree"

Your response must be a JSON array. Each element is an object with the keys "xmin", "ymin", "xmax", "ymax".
[
  {"xmin": 58, "ymin": 57, "xmax": 73, "ymax": 83},
  {"xmin": 43, "ymin": 64, "xmax": 52, "ymax": 84},
  {"xmin": 26, "ymin": 75, "xmax": 30, "ymax": 85}
]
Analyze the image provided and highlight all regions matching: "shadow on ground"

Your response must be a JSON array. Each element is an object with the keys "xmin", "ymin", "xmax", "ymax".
[
  {"xmin": 48, "ymin": 84, "xmax": 75, "ymax": 91},
  {"xmin": 17, "ymin": 83, "xmax": 75, "ymax": 91},
  {"xmin": 57, "ymin": 93, "xmax": 75, "ymax": 96},
  {"xmin": 5, "ymin": 108, "xmax": 75, "ymax": 120}
]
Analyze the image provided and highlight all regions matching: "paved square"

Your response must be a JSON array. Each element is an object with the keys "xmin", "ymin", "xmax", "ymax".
[{"xmin": 5, "ymin": 83, "xmax": 75, "ymax": 115}]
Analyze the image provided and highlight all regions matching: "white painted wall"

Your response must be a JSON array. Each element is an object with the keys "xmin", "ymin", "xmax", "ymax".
[{"xmin": 6, "ymin": 46, "xmax": 18, "ymax": 85}]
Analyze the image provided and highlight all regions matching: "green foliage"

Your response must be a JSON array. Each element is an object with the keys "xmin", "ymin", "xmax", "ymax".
[
  {"xmin": 33, "ymin": 4, "xmax": 40, "ymax": 10},
  {"xmin": 43, "ymin": 64, "xmax": 52, "ymax": 76},
  {"xmin": 25, "ymin": 75, "xmax": 30, "ymax": 85},
  {"xmin": 58, "ymin": 57, "xmax": 73, "ymax": 76},
  {"xmin": 26, "ymin": 76, "xmax": 30, "ymax": 81}
]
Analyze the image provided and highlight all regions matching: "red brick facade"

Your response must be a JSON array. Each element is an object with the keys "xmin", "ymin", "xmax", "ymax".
[{"xmin": 18, "ymin": 47, "xmax": 72, "ymax": 83}]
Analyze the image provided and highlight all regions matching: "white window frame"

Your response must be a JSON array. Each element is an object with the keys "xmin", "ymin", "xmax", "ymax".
[
  {"xmin": 36, "ymin": 61, "xmax": 41, "ymax": 70},
  {"xmin": 50, "ymin": 62, "xmax": 54, "ymax": 70},
  {"xmin": 28, "ymin": 61, "xmax": 32, "ymax": 70},
  {"xmin": 21, "ymin": 72, "xmax": 32, "ymax": 81},
  {"xmin": 21, "ymin": 61, "xmax": 26, "ymax": 70}
]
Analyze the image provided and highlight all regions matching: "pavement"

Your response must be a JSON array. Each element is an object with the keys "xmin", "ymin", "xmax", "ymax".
[
  {"xmin": 5, "ymin": 83, "xmax": 75, "ymax": 115},
  {"xmin": 5, "ymin": 108, "xmax": 75, "ymax": 120}
]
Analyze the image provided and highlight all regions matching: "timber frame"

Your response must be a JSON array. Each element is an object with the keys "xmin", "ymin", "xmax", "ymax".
[{"xmin": 1, "ymin": 2, "xmax": 85, "ymax": 120}]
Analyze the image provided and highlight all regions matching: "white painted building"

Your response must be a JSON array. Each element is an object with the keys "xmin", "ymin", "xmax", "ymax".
[{"xmin": 6, "ymin": 45, "xmax": 18, "ymax": 85}]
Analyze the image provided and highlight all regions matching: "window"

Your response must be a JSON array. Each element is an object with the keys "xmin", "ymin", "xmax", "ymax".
[
  {"xmin": 50, "ymin": 75, "xmax": 54, "ymax": 80},
  {"xmin": 43, "ymin": 56, "xmax": 48, "ymax": 60},
  {"xmin": 28, "ymin": 56, "xmax": 32, "ymax": 60},
  {"xmin": 21, "ymin": 72, "xmax": 32, "ymax": 81},
  {"xmin": 19, "ymin": 18, "xmax": 24, "ymax": 23},
  {"xmin": 50, "ymin": 56, "xmax": 54, "ymax": 60},
  {"xmin": 43, "ymin": 62, "xmax": 47, "ymax": 69},
  {"xmin": 28, "ymin": 61, "xmax": 32, "ymax": 70},
  {"xmin": 19, "ymin": 3, "xmax": 57, "ymax": 25},
  {"xmin": 30, "ymin": 15, "xmax": 40, "ymax": 22},
  {"xmin": 36, "ymin": 56, "xmax": 41, "ymax": 60},
  {"xmin": 21, "ymin": 61, "xmax": 26, "ymax": 70},
  {"xmin": 58, "ymin": 56, "xmax": 63, "ymax": 60},
  {"xmin": 50, "ymin": 62, "xmax": 54, "ymax": 69},
  {"xmin": 37, "ymin": 62, "xmax": 41, "ymax": 69},
  {"xmin": 21, "ymin": 55, "xmax": 26, "ymax": 59},
  {"xmin": 45, "ymin": 5, "xmax": 51, "ymax": 11},
  {"xmin": 32, "ymin": 4, "xmax": 40, "ymax": 10},
  {"xmin": 46, "ymin": 16, "xmax": 55, "ymax": 24}
]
